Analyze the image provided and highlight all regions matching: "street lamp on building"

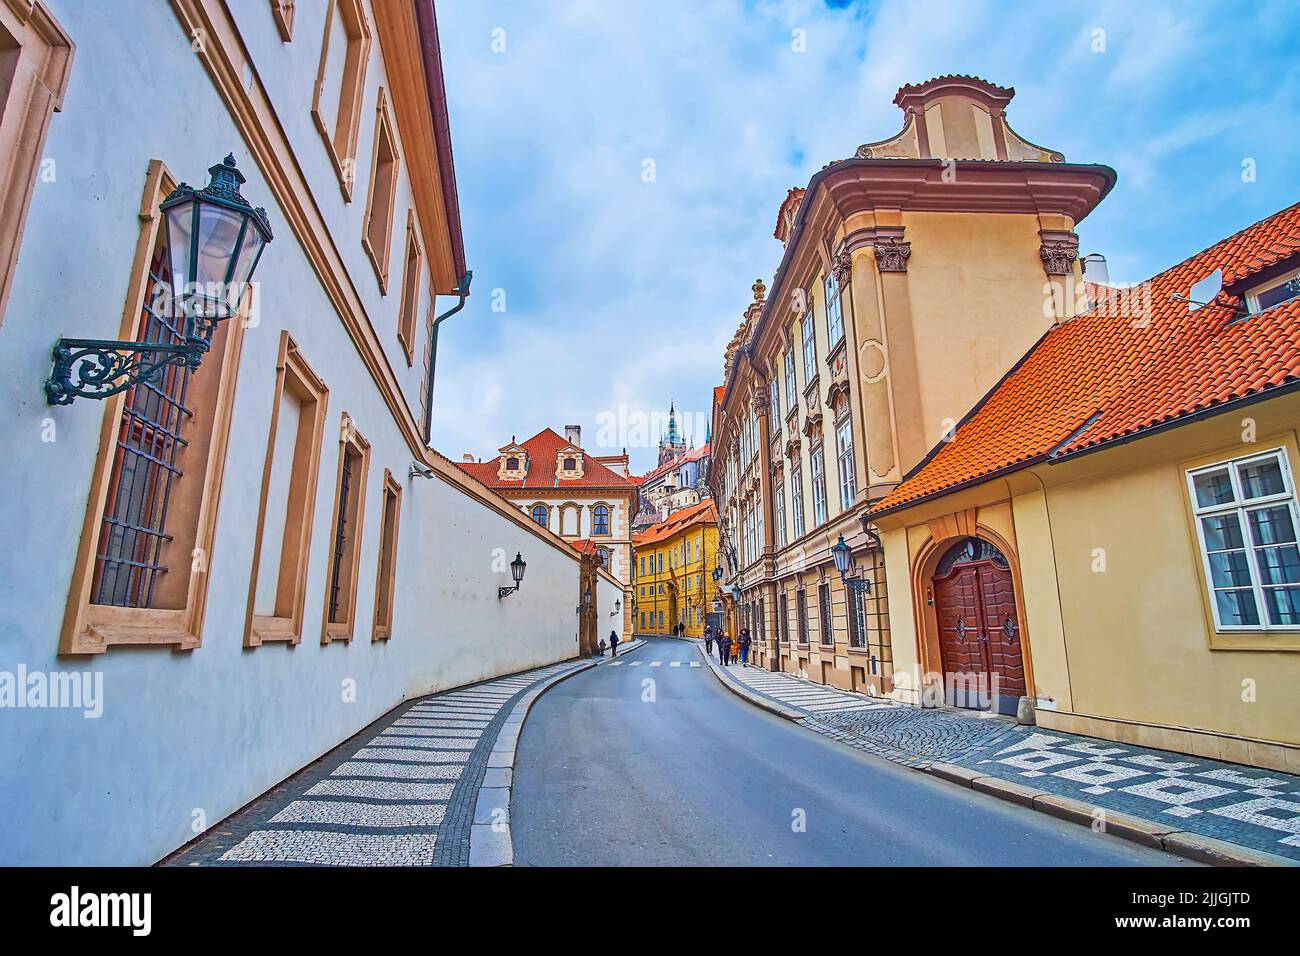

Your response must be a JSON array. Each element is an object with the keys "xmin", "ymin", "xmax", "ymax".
[
  {"xmin": 577, "ymin": 587, "xmax": 592, "ymax": 615},
  {"xmin": 610, "ymin": 598, "xmax": 621, "ymax": 617},
  {"xmin": 832, "ymin": 534, "xmax": 871, "ymax": 595},
  {"xmin": 45, "ymin": 154, "xmax": 274, "ymax": 405},
  {"xmin": 498, "ymin": 552, "xmax": 527, "ymax": 599}
]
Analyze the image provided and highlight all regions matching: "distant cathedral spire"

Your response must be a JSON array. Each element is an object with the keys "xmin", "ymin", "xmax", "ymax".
[{"xmin": 658, "ymin": 400, "xmax": 687, "ymax": 466}]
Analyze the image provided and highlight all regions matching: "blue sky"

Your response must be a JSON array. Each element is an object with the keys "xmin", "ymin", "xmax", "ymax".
[{"xmin": 431, "ymin": 0, "xmax": 1300, "ymax": 475}]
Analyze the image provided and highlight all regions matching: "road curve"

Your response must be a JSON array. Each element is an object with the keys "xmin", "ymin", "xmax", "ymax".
[{"xmin": 512, "ymin": 637, "xmax": 1186, "ymax": 866}]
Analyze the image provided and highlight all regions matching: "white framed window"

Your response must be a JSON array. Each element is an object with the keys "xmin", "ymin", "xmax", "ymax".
[
  {"xmin": 775, "ymin": 482, "xmax": 787, "ymax": 548},
  {"xmin": 791, "ymin": 469, "xmax": 805, "ymax": 539},
  {"xmin": 810, "ymin": 445, "xmax": 828, "ymax": 526},
  {"xmin": 784, "ymin": 347, "xmax": 797, "ymax": 411},
  {"xmin": 801, "ymin": 314, "xmax": 817, "ymax": 384},
  {"xmin": 1188, "ymin": 448, "xmax": 1300, "ymax": 630},
  {"xmin": 770, "ymin": 377, "xmax": 780, "ymax": 432},
  {"xmin": 824, "ymin": 271, "xmax": 844, "ymax": 348},
  {"xmin": 1246, "ymin": 268, "xmax": 1300, "ymax": 315},
  {"xmin": 836, "ymin": 418, "xmax": 856, "ymax": 510}
]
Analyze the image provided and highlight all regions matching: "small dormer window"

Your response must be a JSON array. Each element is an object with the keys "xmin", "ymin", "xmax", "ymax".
[
  {"xmin": 506, "ymin": 457, "xmax": 519, "ymax": 470},
  {"xmin": 564, "ymin": 457, "xmax": 576, "ymax": 471},
  {"xmin": 1247, "ymin": 269, "xmax": 1300, "ymax": 314}
]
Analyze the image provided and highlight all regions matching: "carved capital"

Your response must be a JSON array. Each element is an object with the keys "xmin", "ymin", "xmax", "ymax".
[
  {"xmin": 874, "ymin": 237, "xmax": 912, "ymax": 273},
  {"xmin": 831, "ymin": 250, "xmax": 852, "ymax": 287},
  {"xmin": 1039, "ymin": 229, "xmax": 1079, "ymax": 276}
]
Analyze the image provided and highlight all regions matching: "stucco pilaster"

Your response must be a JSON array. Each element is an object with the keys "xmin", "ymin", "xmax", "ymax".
[{"xmin": 847, "ymin": 242, "xmax": 901, "ymax": 486}]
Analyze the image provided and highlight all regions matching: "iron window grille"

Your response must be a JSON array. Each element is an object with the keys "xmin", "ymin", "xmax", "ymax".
[
  {"xmin": 91, "ymin": 250, "xmax": 193, "ymax": 608},
  {"xmin": 819, "ymin": 582, "xmax": 833, "ymax": 645},
  {"xmin": 328, "ymin": 447, "xmax": 356, "ymax": 623}
]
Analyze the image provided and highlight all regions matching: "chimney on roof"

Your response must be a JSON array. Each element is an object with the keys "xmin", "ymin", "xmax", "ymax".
[
  {"xmin": 1082, "ymin": 253, "xmax": 1109, "ymax": 285},
  {"xmin": 565, "ymin": 424, "xmax": 581, "ymax": 447},
  {"xmin": 462, "ymin": 454, "xmax": 475, "ymax": 463}
]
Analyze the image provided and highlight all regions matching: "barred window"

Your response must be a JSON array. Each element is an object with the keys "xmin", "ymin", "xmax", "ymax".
[
  {"xmin": 323, "ymin": 417, "xmax": 370, "ymax": 642},
  {"xmin": 796, "ymin": 588, "xmax": 809, "ymax": 644},
  {"xmin": 818, "ymin": 582, "xmax": 833, "ymax": 645},
  {"xmin": 372, "ymin": 470, "xmax": 402, "ymax": 641}
]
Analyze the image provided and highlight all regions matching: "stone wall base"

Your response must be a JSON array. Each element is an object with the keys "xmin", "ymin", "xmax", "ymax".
[{"xmin": 1035, "ymin": 709, "xmax": 1300, "ymax": 774}]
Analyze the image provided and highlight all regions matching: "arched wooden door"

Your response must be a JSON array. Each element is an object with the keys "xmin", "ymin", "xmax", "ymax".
[{"xmin": 931, "ymin": 538, "xmax": 1025, "ymax": 715}]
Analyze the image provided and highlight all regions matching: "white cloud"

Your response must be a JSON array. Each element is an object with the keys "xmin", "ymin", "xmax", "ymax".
[{"xmin": 429, "ymin": 0, "xmax": 1300, "ymax": 473}]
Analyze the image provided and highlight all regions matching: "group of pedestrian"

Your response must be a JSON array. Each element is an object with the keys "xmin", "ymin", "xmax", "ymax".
[{"xmin": 703, "ymin": 625, "xmax": 751, "ymax": 667}]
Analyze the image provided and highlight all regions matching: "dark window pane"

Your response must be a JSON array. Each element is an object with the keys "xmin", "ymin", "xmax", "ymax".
[
  {"xmin": 1255, "ymin": 544, "xmax": 1300, "ymax": 585},
  {"xmin": 1248, "ymin": 505, "xmax": 1296, "ymax": 546},
  {"xmin": 1208, "ymin": 550, "xmax": 1253, "ymax": 588},
  {"xmin": 1263, "ymin": 586, "xmax": 1300, "ymax": 625},
  {"xmin": 1201, "ymin": 513, "xmax": 1244, "ymax": 551},
  {"xmin": 1215, "ymin": 588, "xmax": 1260, "ymax": 626},
  {"xmin": 1238, "ymin": 458, "xmax": 1285, "ymax": 500},
  {"xmin": 1192, "ymin": 468, "xmax": 1234, "ymax": 507}
]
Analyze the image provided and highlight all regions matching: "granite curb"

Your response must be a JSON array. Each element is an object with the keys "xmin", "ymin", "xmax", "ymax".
[{"xmin": 467, "ymin": 656, "xmax": 600, "ymax": 866}]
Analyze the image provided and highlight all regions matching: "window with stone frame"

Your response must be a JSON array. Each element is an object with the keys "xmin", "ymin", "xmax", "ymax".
[
  {"xmin": 836, "ymin": 416, "xmax": 856, "ymax": 511},
  {"xmin": 810, "ymin": 444, "xmax": 828, "ymax": 526},
  {"xmin": 790, "ymin": 468, "xmax": 805, "ymax": 539},
  {"xmin": 372, "ymin": 470, "xmax": 402, "ymax": 641},
  {"xmin": 62, "ymin": 161, "xmax": 248, "ymax": 655},
  {"xmin": 323, "ymin": 416, "xmax": 371, "ymax": 643},
  {"xmin": 824, "ymin": 270, "xmax": 844, "ymax": 348},
  {"xmin": 801, "ymin": 313, "xmax": 817, "ymax": 384},
  {"xmin": 530, "ymin": 504, "xmax": 548, "ymax": 527},
  {"xmin": 774, "ymin": 481, "xmax": 787, "ymax": 548},
  {"xmin": 818, "ymin": 582, "xmax": 833, "ymax": 645},
  {"xmin": 784, "ymin": 346, "xmax": 797, "ymax": 412},
  {"xmin": 593, "ymin": 504, "xmax": 611, "ymax": 536},
  {"xmin": 796, "ymin": 588, "xmax": 809, "ymax": 644},
  {"xmin": 395, "ymin": 209, "xmax": 423, "ymax": 364},
  {"xmin": 311, "ymin": 0, "xmax": 371, "ymax": 198}
]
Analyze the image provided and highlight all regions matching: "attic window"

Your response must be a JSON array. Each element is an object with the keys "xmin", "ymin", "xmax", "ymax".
[
  {"xmin": 1247, "ymin": 269, "xmax": 1300, "ymax": 314},
  {"xmin": 564, "ymin": 457, "xmax": 577, "ymax": 471},
  {"xmin": 506, "ymin": 456, "xmax": 519, "ymax": 470}
]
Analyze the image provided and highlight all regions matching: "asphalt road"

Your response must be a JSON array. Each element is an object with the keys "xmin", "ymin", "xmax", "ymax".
[{"xmin": 512, "ymin": 636, "xmax": 1189, "ymax": 866}]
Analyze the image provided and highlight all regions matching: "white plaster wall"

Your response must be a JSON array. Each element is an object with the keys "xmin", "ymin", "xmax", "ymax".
[{"xmin": 0, "ymin": 0, "xmax": 581, "ymax": 866}]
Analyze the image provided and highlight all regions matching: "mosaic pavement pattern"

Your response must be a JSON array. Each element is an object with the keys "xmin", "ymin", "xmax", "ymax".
[
  {"xmin": 164, "ymin": 660, "xmax": 581, "ymax": 867},
  {"xmin": 699, "ymin": 644, "xmax": 1300, "ymax": 862}
]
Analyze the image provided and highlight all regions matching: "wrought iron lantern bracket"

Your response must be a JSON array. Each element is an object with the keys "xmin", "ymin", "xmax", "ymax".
[
  {"xmin": 44, "ymin": 337, "xmax": 202, "ymax": 406},
  {"xmin": 43, "ymin": 154, "xmax": 272, "ymax": 406}
]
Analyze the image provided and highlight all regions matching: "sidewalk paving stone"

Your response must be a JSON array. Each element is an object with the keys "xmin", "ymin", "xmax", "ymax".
[
  {"xmin": 161, "ymin": 658, "xmax": 583, "ymax": 867},
  {"xmin": 692, "ymin": 639, "xmax": 1300, "ymax": 863}
]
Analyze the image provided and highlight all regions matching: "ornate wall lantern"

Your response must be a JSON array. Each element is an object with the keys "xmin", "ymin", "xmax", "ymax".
[
  {"xmin": 610, "ymin": 598, "xmax": 621, "ymax": 617},
  {"xmin": 833, "ymin": 533, "xmax": 871, "ymax": 595},
  {"xmin": 498, "ymin": 552, "xmax": 527, "ymax": 599},
  {"xmin": 712, "ymin": 564, "xmax": 723, "ymax": 582},
  {"xmin": 576, "ymin": 587, "xmax": 593, "ymax": 615},
  {"xmin": 45, "ymin": 154, "xmax": 273, "ymax": 405}
]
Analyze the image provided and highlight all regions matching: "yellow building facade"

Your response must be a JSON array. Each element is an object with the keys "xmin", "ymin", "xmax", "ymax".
[
  {"xmin": 709, "ymin": 76, "xmax": 1106, "ymax": 693},
  {"xmin": 632, "ymin": 501, "xmax": 721, "ymax": 637},
  {"xmin": 870, "ymin": 202, "xmax": 1300, "ymax": 771}
]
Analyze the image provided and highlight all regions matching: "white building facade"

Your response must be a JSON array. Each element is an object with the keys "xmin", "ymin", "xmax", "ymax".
[{"xmin": 0, "ymin": 0, "xmax": 616, "ymax": 865}]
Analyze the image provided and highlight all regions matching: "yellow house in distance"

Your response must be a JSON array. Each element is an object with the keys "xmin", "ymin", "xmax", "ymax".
[
  {"xmin": 633, "ymin": 501, "xmax": 721, "ymax": 637},
  {"xmin": 869, "ymin": 203, "xmax": 1300, "ymax": 773}
]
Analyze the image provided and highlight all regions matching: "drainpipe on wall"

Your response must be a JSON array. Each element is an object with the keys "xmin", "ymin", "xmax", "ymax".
[{"xmin": 422, "ymin": 270, "xmax": 473, "ymax": 447}]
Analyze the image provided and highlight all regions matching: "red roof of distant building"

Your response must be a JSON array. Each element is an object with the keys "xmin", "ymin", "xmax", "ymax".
[
  {"xmin": 871, "ymin": 202, "xmax": 1300, "ymax": 516},
  {"xmin": 632, "ymin": 500, "xmax": 717, "ymax": 546},
  {"xmin": 455, "ymin": 428, "xmax": 638, "ymax": 491},
  {"xmin": 639, "ymin": 442, "xmax": 711, "ymax": 485}
]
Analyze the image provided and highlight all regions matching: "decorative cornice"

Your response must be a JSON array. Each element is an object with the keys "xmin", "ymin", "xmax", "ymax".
[
  {"xmin": 874, "ymin": 236, "xmax": 912, "ymax": 273},
  {"xmin": 1039, "ymin": 229, "xmax": 1079, "ymax": 276}
]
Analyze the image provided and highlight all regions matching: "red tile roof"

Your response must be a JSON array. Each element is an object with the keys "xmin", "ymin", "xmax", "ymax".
[
  {"xmin": 632, "ymin": 500, "xmax": 717, "ymax": 547},
  {"xmin": 455, "ymin": 428, "xmax": 638, "ymax": 492},
  {"xmin": 871, "ymin": 202, "xmax": 1300, "ymax": 516},
  {"xmin": 638, "ymin": 442, "xmax": 711, "ymax": 485}
]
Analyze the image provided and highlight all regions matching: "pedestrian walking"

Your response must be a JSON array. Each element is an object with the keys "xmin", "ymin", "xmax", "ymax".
[
  {"xmin": 738, "ymin": 628, "xmax": 752, "ymax": 667},
  {"xmin": 704, "ymin": 625, "xmax": 714, "ymax": 654},
  {"xmin": 609, "ymin": 629, "xmax": 620, "ymax": 657},
  {"xmin": 597, "ymin": 638, "xmax": 607, "ymax": 657},
  {"xmin": 717, "ymin": 631, "xmax": 731, "ymax": 667}
]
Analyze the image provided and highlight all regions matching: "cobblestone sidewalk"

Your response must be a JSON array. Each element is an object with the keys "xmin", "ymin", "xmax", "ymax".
[
  {"xmin": 163, "ymin": 658, "xmax": 586, "ymax": 867},
  {"xmin": 694, "ymin": 640, "xmax": 1300, "ymax": 863}
]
